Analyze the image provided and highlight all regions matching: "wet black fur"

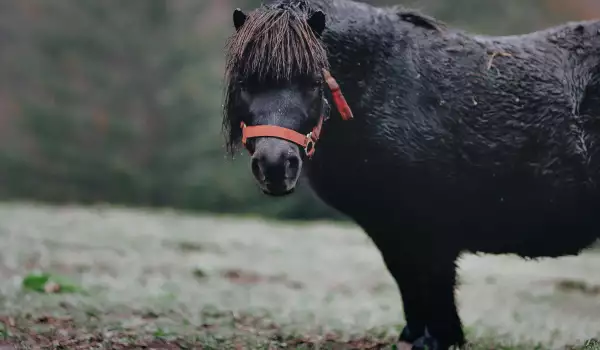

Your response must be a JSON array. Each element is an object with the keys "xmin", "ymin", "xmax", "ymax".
[{"xmin": 224, "ymin": 0, "xmax": 600, "ymax": 348}]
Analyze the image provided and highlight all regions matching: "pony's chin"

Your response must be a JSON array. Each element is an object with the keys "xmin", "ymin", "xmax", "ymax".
[{"xmin": 261, "ymin": 187, "xmax": 295, "ymax": 197}]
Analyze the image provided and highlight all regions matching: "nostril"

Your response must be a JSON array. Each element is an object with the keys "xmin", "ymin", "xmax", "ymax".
[
  {"xmin": 285, "ymin": 156, "xmax": 301, "ymax": 180},
  {"xmin": 251, "ymin": 157, "xmax": 264, "ymax": 181},
  {"xmin": 287, "ymin": 156, "xmax": 300, "ymax": 172}
]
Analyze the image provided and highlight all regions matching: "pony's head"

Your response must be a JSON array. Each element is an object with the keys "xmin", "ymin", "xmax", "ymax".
[{"xmin": 223, "ymin": 0, "xmax": 338, "ymax": 196}]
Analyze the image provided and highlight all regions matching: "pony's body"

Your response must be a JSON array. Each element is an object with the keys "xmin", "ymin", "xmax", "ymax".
[
  {"xmin": 309, "ymin": 1, "xmax": 600, "ymax": 258},
  {"xmin": 223, "ymin": 0, "xmax": 600, "ymax": 348}
]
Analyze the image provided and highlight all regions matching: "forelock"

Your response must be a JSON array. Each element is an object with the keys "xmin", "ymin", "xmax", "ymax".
[{"xmin": 224, "ymin": 4, "xmax": 328, "ymax": 83}]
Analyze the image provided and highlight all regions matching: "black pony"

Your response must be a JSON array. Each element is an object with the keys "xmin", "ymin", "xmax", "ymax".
[{"xmin": 222, "ymin": 0, "xmax": 600, "ymax": 348}]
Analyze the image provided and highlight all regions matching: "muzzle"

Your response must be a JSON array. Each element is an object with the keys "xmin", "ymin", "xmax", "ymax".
[{"xmin": 240, "ymin": 69, "xmax": 353, "ymax": 159}]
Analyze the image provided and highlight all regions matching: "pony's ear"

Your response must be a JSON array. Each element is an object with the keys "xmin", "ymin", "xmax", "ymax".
[
  {"xmin": 307, "ymin": 10, "xmax": 326, "ymax": 37},
  {"xmin": 233, "ymin": 8, "xmax": 247, "ymax": 31}
]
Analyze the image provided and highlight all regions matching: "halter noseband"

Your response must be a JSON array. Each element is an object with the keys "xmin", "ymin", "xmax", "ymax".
[{"xmin": 240, "ymin": 69, "xmax": 353, "ymax": 158}]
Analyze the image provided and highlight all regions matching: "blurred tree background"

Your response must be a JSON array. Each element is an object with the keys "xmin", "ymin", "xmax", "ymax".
[{"xmin": 1, "ymin": 0, "xmax": 599, "ymax": 221}]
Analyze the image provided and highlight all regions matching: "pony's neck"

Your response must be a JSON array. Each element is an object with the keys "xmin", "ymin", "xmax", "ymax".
[
  {"xmin": 316, "ymin": 0, "xmax": 401, "ymax": 118},
  {"xmin": 315, "ymin": 0, "xmax": 382, "ymax": 22}
]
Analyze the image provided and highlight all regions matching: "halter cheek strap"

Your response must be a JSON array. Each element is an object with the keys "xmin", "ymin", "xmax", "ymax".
[
  {"xmin": 240, "ymin": 69, "xmax": 353, "ymax": 158},
  {"xmin": 322, "ymin": 69, "xmax": 353, "ymax": 121}
]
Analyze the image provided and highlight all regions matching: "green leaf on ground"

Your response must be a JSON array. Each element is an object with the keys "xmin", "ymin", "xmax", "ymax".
[{"xmin": 21, "ymin": 273, "xmax": 84, "ymax": 294}]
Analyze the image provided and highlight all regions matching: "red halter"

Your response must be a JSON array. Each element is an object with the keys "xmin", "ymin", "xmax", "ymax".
[{"xmin": 240, "ymin": 69, "xmax": 353, "ymax": 158}]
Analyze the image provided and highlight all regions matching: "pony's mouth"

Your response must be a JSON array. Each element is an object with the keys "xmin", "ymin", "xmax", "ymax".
[
  {"xmin": 262, "ymin": 187, "xmax": 295, "ymax": 197},
  {"xmin": 259, "ymin": 181, "xmax": 297, "ymax": 197}
]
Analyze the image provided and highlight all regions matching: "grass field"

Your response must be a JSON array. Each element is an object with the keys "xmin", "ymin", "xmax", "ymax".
[{"xmin": 0, "ymin": 203, "xmax": 599, "ymax": 349}]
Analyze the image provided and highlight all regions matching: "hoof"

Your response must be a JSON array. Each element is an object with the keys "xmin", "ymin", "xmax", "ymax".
[
  {"xmin": 412, "ymin": 336, "xmax": 439, "ymax": 350},
  {"xmin": 399, "ymin": 326, "xmax": 459, "ymax": 350},
  {"xmin": 411, "ymin": 328, "xmax": 442, "ymax": 350},
  {"xmin": 398, "ymin": 325, "xmax": 420, "ymax": 343}
]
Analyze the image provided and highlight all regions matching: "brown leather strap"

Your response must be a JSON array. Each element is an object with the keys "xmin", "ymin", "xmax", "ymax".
[
  {"xmin": 323, "ymin": 69, "xmax": 353, "ymax": 121},
  {"xmin": 241, "ymin": 123, "xmax": 312, "ymax": 148}
]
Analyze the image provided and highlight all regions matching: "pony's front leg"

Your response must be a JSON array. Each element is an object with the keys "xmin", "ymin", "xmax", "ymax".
[
  {"xmin": 371, "ymin": 235, "xmax": 428, "ymax": 347},
  {"xmin": 374, "ymin": 233, "xmax": 464, "ymax": 350},
  {"xmin": 411, "ymin": 252, "xmax": 465, "ymax": 350}
]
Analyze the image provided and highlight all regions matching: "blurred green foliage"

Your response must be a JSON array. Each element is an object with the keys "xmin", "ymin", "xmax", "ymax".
[{"xmin": 0, "ymin": 0, "xmax": 595, "ymax": 221}]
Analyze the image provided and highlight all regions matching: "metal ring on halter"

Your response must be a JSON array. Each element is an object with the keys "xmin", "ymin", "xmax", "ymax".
[{"xmin": 305, "ymin": 132, "xmax": 315, "ymax": 156}]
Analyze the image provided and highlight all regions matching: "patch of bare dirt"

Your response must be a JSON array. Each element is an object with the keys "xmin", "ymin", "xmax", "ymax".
[
  {"xmin": 221, "ymin": 269, "xmax": 304, "ymax": 290},
  {"xmin": 555, "ymin": 279, "xmax": 600, "ymax": 296}
]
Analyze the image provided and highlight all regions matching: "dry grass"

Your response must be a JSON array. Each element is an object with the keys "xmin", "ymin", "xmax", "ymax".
[{"xmin": 0, "ymin": 202, "xmax": 598, "ymax": 349}]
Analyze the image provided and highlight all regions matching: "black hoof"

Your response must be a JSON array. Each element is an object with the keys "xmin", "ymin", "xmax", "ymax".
[
  {"xmin": 398, "ymin": 325, "xmax": 421, "ymax": 343},
  {"xmin": 411, "ymin": 329, "xmax": 442, "ymax": 350},
  {"xmin": 412, "ymin": 337, "xmax": 439, "ymax": 350}
]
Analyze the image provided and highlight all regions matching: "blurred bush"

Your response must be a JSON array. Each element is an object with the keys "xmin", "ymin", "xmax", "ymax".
[{"xmin": 1, "ymin": 0, "xmax": 597, "ymax": 221}]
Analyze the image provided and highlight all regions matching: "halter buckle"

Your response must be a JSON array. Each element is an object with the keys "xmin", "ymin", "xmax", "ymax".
[{"xmin": 305, "ymin": 132, "xmax": 316, "ymax": 157}]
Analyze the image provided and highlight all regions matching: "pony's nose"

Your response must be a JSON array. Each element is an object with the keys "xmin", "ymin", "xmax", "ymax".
[{"xmin": 251, "ymin": 150, "xmax": 299, "ymax": 184}]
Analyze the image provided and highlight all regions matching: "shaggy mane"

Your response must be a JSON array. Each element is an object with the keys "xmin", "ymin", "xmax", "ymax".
[
  {"xmin": 222, "ymin": 1, "xmax": 329, "ymax": 154},
  {"xmin": 224, "ymin": 2, "xmax": 328, "ymax": 82}
]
